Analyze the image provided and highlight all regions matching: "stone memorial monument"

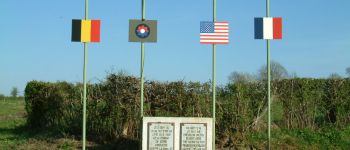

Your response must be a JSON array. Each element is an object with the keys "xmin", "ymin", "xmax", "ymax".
[{"xmin": 142, "ymin": 117, "xmax": 212, "ymax": 150}]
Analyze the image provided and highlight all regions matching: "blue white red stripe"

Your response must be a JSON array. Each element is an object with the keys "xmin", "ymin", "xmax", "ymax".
[
  {"xmin": 200, "ymin": 21, "xmax": 229, "ymax": 44},
  {"xmin": 254, "ymin": 17, "xmax": 282, "ymax": 40}
]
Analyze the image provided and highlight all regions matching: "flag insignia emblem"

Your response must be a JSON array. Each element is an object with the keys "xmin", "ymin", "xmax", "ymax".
[
  {"xmin": 129, "ymin": 19, "xmax": 157, "ymax": 43},
  {"xmin": 135, "ymin": 24, "xmax": 150, "ymax": 38},
  {"xmin": 200, "ymin": 21, "xmax": 229, "ymax": 44}
]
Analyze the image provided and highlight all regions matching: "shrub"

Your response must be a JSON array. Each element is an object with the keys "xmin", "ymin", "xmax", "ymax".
[{"xmin": 24, "ymin": 74, "xmax": 350, "ymax": 147}]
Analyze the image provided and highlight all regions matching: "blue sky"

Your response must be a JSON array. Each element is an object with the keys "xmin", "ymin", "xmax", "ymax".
[{"xmin": 1, "ymin": 0, "xmax": 349, "ymax": 96}]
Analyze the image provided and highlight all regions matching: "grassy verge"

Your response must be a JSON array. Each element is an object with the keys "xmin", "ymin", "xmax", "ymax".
[
  {"xmin": 0, "ymin": 98, "xmax": 87, "ymax": 150},
  {"xmin": 246, "ymin": 125, "xmax": 350, "ymax": 149},
  {"xmin": 242, "ymin": 100, "xmax": 350, "ymax": 149},
  {"xmin": 0, "ymin": 98, "xmax": 138, "ymax": 150}
]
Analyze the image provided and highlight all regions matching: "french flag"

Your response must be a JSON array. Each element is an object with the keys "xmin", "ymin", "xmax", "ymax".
[{"xmin": 255, "ymin": 17, "xmax": 282, "ymax": 40}]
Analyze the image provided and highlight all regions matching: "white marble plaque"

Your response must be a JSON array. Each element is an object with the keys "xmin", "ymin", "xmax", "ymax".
[
  {"xmin": 148, "ymin": 122, "xmax": 174, "ymax": 150},
  {"xmin": 180, "ymin": 123, "xmax": 207, "ymax": 150},
  {"xmin": 142, "ymin": 117, "xmax": 212, "ymax": 150}
]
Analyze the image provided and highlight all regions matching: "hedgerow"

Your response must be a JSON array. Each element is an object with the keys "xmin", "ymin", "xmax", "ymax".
[{"xmin": 24, "ymin": 73, "xmax": 350, "ymax": 147}]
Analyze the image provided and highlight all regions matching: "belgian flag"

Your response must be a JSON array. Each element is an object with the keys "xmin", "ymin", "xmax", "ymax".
[{"xmin": 72, "ymin": 19, "xmax": 100, "ymax": 42}]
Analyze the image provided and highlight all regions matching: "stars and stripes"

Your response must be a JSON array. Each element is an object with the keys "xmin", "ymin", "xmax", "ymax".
[{"xmin": 200, "ymin": 21, "xmax": 229, "ymax": 44}]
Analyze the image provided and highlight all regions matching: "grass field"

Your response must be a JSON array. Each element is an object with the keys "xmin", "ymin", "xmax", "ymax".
[
  {"xmin": 0, "ymin": 98, "xmax": 90, "ymax": 150},
  {"xmin": 0, "ymin": 98, "xmax": 139, "ymax": 150}
]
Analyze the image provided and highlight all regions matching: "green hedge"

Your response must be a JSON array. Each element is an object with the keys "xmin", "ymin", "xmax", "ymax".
[
  {"xmin": 24, "ymin": 74, "xmax": 350, "ymax": 147},
  {"xmin": 24, "ymin": 81, "xmax": 80, "ymax": 133},
  {"xmin": 276, "ymin": 78, "xmax": 350, "ymax": 129}
]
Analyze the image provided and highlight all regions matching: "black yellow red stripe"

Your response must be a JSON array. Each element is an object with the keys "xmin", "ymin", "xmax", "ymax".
[{"xmin": 72, "ymin": 19, "xmax": 100, "ymax": 42}]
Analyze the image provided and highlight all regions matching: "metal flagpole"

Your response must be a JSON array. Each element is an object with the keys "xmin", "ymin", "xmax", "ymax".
[
  {"xmin": 266, "ymin": 0, "xmax": 271, "ymax": 149},
  {"xmin": 212, "ymin": 0, "xmax": 216, "ymax": 149},
  {"xmin": 140, "ymin": 0, "xmax": 146, "ymax": 149},
  {"xmin": 139, "ymin": 1, "xmax": 146, "ymax": 149},
  {"xmin": 140, "ymin": 0, "xmax": 145, "ymax": 119},
  {"xmin": 140, "ymin": 45, "xmax": 145, "ymax": 118},
  {"xmin": 267, "ymin": 36, "xmax": 271, "ymax": 150},
  {"xmin": 138, "ymin": 1, "xmax": 146, "ymax": 150},
  {"xmin": 82, "ymin": 0, "xmax": 88, "ymax": 149}
]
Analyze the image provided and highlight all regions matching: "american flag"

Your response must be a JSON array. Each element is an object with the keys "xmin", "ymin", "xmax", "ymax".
[{"xmin": 200, "ymin": 21, "xmax": 229, "ymax": 44}]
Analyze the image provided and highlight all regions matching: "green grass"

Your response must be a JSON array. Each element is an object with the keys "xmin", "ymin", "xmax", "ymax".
[
  {"xmin": 0, "ymin": 98, "xmax": 138, "ymax": 150},
  {"xmin": 0, "ymin": 98, "xmax": 26, "ymax": 148},
  {"xmin": 244, "ymin": 99, "xmax": 350, "ymax": 149},
  {"xmin": 0, "ymin": 98, "xmax": 89, "ymax": 150},
  {"xmin": 246, "ymin": 127, "xmax": 350, "ymax": 149}
]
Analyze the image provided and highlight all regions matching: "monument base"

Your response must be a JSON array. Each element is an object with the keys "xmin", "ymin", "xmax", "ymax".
[{"xmin": 142, "ymin": 117, "xmax": 213, "ymax": 150}]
